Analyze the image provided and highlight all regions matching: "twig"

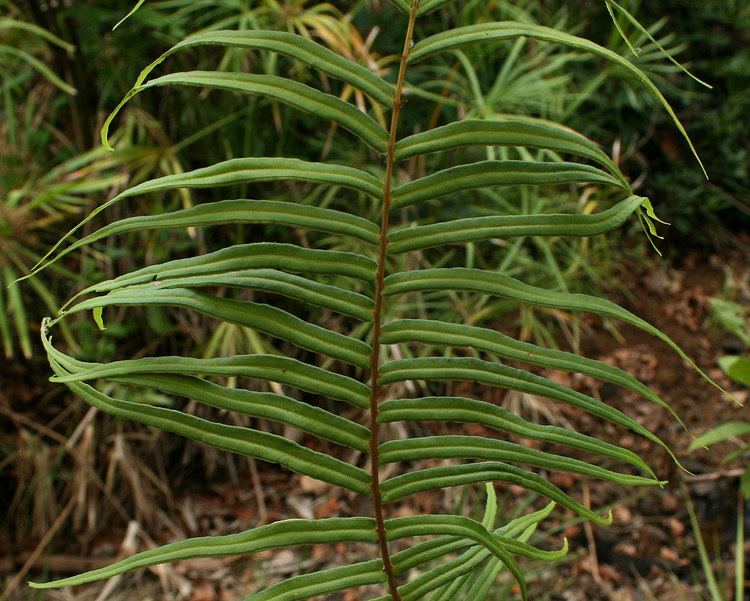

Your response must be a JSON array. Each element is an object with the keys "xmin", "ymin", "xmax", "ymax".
[
  {"xmin": 248, "ymin": 458, "xmax": 267, "ymax": 524},
  {"xmin": 685, "ymin": 468, "xmax": 746, "ymax": 482},
  {"xmin": 0, "ymin": 553, "xmax": 112, "ymax": 575},
  {"xmin": 2, "ymin": 495, "xmax": 76, "ymax": 598},
  {"xmin": 93, "ymin": 521, "xmax": 139, "ymax": 601},
  {"xmin": 582, "ymin": 482, "xmax": 602, "ymax": 585}
]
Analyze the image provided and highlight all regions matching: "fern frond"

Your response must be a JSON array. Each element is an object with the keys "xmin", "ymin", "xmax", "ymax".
[
  {"xmin": 30, "ymin": 518, "xmax": 378, "ymax": 589},
  {"xmin": 381, "ymin": 462, "xmax": 612, "ymax": 524},
  {"xmin": 384, "ymin": 268, "xmax": 722, "ymax": 394},
  {"xmin": 47, "ymin": 351, "xmax": 371, "ymax": 408},
  {"xmin": 247, "ymin": 560, "xmax": 387, "ymax": 601},
  {"xmin": 379, "ymin": 436, "xmax": 660, "ymax": 487},
  {"xmin": 46, "ymin": 354, "xmax": 372, "ymax": 494},
  {"xmin": 121, "ymin": 71, "xmax": 389, "ymax": 151},
  {"xmin": 391, "ymin": 161, "xmax": 628, "ymax": 210},
  {"xmin": 33, "ymin": 6, "xmax": 713, "ymax": 600},
  {"xmin": 387, "ymin": 195, "xmax": 645, "ymax": 253},
  {"xmin": 394, "ymin": 118, "xmax": 626, "ymax": 184},
  {"xmin": 66, "ymin": 270, "xmax": 374, "ymax": 320},
  {"xmin": 380, "ymin": 318, "xmax": 681, "ymax": 423}
]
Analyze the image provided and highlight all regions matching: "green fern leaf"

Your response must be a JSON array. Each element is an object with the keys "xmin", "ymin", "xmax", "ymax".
[
  {"xmin": 46, "ymin": 354, "xmax": 372, "ymax": 493},
  {"xmin": 395, "ymin": 118, "xmax": 627, "ymax": 184},
  {"xmin": 30, "ymin": 518, "xmax": 378, "ymax": 589},
  {"xmin": 33, "ymin": 6, "xmax": 715, "ymax": 600},
  {"xmin": 391, "ymin": 160, "xmax": 628, "ymax": 210},
  {"xmin": 51, "ymin": 200, "xmax": 380, "ymax": 268},
  {"xmin": 123, "ymin": 71, "xmax": 389, "ymax": 151},
  {"xmin": 387, "ymin": 195, "xmax": 645, "ymax": 253},
  {"xmin": 247, "ymin": 561, "xmax": 386, "ymax": 601}
]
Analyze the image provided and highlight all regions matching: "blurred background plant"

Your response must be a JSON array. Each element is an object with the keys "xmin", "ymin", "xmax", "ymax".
[
  {"xmin": 708, "ymin": 289, "xmax": 750, "ymax": 389},
  {"xmin": 569, "ymin": 0, "xmax": 750, "ymax": 248},
  {"xmin": 684, "ymin": 419, "xmax": 748, "ymax": 601},
  {"xmin": 676, "ymin": 274, "xmax": 750, "ymax": 601}
]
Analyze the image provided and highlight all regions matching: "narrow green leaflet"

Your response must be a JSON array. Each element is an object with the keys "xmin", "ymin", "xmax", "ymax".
[
  {"xmin": 392, "ymin": 537, "xmax": 473, "ymax": 578},
  {"xmin": 30, "ymin": 159, "xmax": 383, "ymax": 278},
  {"xmin": 247, "ymin": 560, "xmax": 386, "ymax": 601},
  {"xmin": 603, "ymin": 0, "xmax": 712, "ymax": 88},
  {"xmin": 386, "ymin": 515, "xmax": 530, "ymax": 601},
  {"xmin": 391, "ymin": 161, "xmax": 626, "ymax": 210},
  {"xmin": 128, "ymin": 71, "xmax": 388, "ymax": 151},
  {"xmin": 381, "ymin": 462, "xmax": 612, "ymax": 524},
  {"xmin": 431, "ymin": 572, "xmax": 473, "ymax": 601},
  {"xmin": 30, "ymin": 518, "xmax": 377, "ymax": 589},
  {"xmin": 481, "ymin": 482, "xmax": 499, "ymax": 529},
  {"xmin": 48, "ymin": 200, "xmax": 380, "ymax": 268},
  {"xmin": 378, "ymin": 396, "xmax": 655, "ymax": 477},
  {"xmin": 102, "ymin": 29, "xmax": 393, "ymax": 149},
  {"xmin": 67, "ymin": 269, "xmax": 374, "ymax": 321},
  {"xmin": 113, "ymin": 374, "xmax": 369, "ymax": 451},
  {"xmin": 379, "ymin": 358, "xmax": 675, "ymax": 462},
  {"xmin": 45, "ymin": 355, "xmax": 371, "ymax": 494},
  {"xmin": 387, "ymin": 514, "xmax": 567, "ymax": 561},
  {"xmin": 383, "ymin": 268, "xmax": 725, "ymax": 397},
  {"xmin": 113, "ymin": 158, "xmax": 383, "ymax": 201},
  {"xmin": 379, "ymin": 435, "xmax": 661, "ymax": 487},
  {"xmin": 380, "ymin": 318, "xmax": 681, "ymax": 424},
  {"xmin": 385, "ymin": 504, "xmax": 556, "ymax": 601},
  {"xmin": 409, "ymin": 22, "xmax": 705, "ymax": 174},
  {"xmin": 47, "ymin": 352, "xmax": 371, "ymax": 408},
  {"xmin": 395, "ymin": 118, "xmax": 627, "ymax": 184},
  {"xmin": 59, "ymin": 288, "xmax": 370, "ymax": 367},
  {"xmin": 388, "ymin": 195, "xmax": 644, "ymax": 253},
  {"xmin": 72, "ymin": 244, "xmax": 376, "ymax": 303},
  {"xmin": 457, "ymin": 522, "xmax": 539, "ymax": 601}
]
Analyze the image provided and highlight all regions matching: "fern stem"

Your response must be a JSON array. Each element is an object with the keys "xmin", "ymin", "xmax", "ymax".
[{"xmin": 369, "ymin": 2, "xmax": 420, "ymax": 599}]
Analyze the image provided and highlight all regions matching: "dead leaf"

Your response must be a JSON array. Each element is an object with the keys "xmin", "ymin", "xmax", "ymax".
[{"xmin": 190, "ymin": 583, "xmax": 216, "ymax": 601}]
